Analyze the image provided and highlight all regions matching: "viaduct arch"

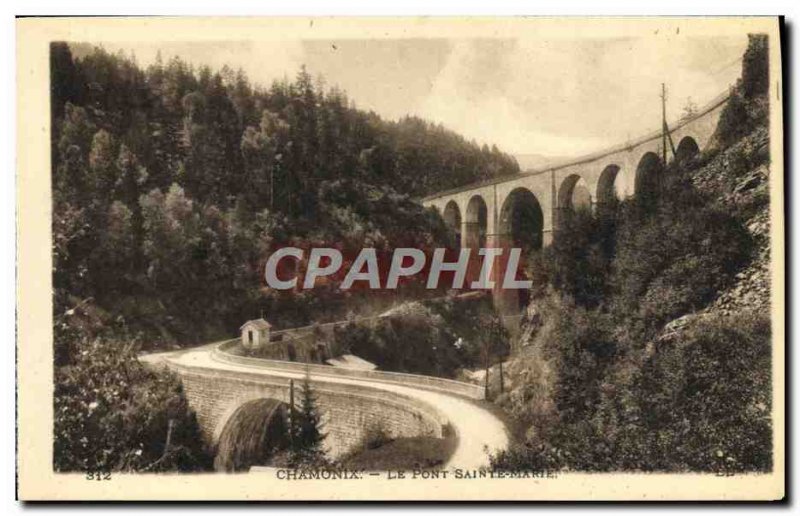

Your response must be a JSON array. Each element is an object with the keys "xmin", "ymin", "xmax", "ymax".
[
  {"xmin": 635, "ymin": 151, "xmax": 664, "ymax": 200},
  {"xmin": 465, "ymin": 195, "xmax": 488, "ymax": 249}
]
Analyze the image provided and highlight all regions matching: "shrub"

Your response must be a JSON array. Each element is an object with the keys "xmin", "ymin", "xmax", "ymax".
[
  {"xmin": 489, "ymin": 441, "xmax": 564, "ymax": 473},
  {"xmin": 715, "ymin": 89, "xmax": 753, "ymax": 148},
  {"xmin": 53, "ymin": 337, "xmax": 212, "ymax": 472},
  {"xmin": 714, "ymin": 34, "xmax": 769, "ymax": 148},
  {"xmin": 493, "ymin": 311, "xmax": 772, "ymax": 472},
  {"xmin": 612, "ymin": 177, "xmax": 753, "ymax": 336},
  {"xmin": 631, "ymin": 312, "xmax": 772, "ymax": 472},
  {"xmin": 541, "ymin": 207, "xmax": 615, "ymax": 308},
  {"xmin": 742, "ymin": 34, "xmax": 769, "ymax": 98},
  {"xmin": 544, "ymin": 302, "xmax": 617, "ymax": 424}
]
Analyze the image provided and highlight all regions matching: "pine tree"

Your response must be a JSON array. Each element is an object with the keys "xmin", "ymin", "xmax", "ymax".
[{"xmin": 289, "ymin": 370, "xmax": 327, "ymax": 467}]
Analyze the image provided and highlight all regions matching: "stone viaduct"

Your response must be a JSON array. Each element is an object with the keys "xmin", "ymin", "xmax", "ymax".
[
  {"xmin": 145, "ymin": 340, "xmax": 493, "ymax": 468},
  {"xmin": 421, "ymin": 91, "xmax": 729, "ymax": 314}
]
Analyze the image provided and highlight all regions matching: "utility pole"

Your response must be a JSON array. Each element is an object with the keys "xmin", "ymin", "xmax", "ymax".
[
  {"xmin": 498, "ymin": 344, "xmax": 505, "ymax": 395},
  {"xmin": 551, "ymin": 169, "xmax": 557, "ymax": 240},
  {"xmin": 661, "ymin": 83, "xmax": 668, "ymax": 167},
  {"xmin": 483, "ymin": 338, "xmax": 490, "ymax": 400},
  {"xmin": 289, "ymin": 379, "xmax": 295, "ymax": 449},
  {"xmin": 494, "ymin": 318, "xmax": 504, "ymax": 395},
  {"xmin": 660, "ymin": 84, "xmax": 678, "ymax": 174}
]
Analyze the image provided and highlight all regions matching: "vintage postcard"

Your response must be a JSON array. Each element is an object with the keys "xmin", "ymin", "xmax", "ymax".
[{"xmin": 16, "ymin": 16, "xmax": 785, "ymax": 501}]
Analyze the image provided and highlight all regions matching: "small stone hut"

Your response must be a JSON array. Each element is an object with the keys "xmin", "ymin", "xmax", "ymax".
[{"xmin": 240, "ymin": 318, "xmax": 272, "ymax": 350}]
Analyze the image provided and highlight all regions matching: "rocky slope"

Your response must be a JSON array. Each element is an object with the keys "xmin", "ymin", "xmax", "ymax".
[
  {"xmin": 655, "ymin": 123, "xmax": 772, "ymax": 345},
  {"xmin": 693, "ymin": 126, "xmax": 771, "ymax": 316}
]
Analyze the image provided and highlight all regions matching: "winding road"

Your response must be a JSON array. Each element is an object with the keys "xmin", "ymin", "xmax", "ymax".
[{"xmin": 142, "ymin": 345, "xmax": 509, "ymax": 470}]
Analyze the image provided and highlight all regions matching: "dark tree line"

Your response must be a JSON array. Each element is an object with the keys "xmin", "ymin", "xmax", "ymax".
[
  {"xmin": 51, "ymin": 43, "xmax": 517, "ymax": 208},
  {"xmin": 50, "ymin": 43, "xmax": 519, "ymax": 359}
]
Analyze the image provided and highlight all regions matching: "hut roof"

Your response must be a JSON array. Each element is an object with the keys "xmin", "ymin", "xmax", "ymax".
[{"xmin": 240, "ymin": 318, "xmax": 272, "ymax": 331}]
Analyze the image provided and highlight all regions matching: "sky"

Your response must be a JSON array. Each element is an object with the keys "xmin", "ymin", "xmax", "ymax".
[{"xmin": 97, "ymin": 34, "xmax": 748, "ymax": 159}]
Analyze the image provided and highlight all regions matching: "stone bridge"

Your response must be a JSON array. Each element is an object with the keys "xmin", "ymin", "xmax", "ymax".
[
  {"xmin": 421, "ymin": 91, "xmax": 729, "ymax": 313},
  {"xmin": 142, "ymin": 340, "xmax": 507, "ymax": 470}
]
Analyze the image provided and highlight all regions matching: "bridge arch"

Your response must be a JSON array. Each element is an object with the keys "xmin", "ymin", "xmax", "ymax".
[
  {"xmin": 675, "ymin": 136, "xmax": 700, "ymax": 165},
  {"xmin": 634, "ymin": 152, "xmax": 663, "ymax": 200},
  {"xmin": 558, "ymin": 174, "xmax": 593, "ymax": 211},
  {"xmin": 496, "ymin": 188, "xmax": 542, "ymax": 314},
  {"xmin": 498, "ymin": 187, "xmax": 544, "ymax": 252},
  {"xmin": 213, "ymin": 398, "xmax": 290, "ymax": 472},
  {"xmin": 443, "ymin": 200, "xmax": 462, "ymax": 246},
  {"xmin": 596, "ymin": 164, "xmax": 623, "ymax": 207},
  {"xmin": 465, "ymin": 195, "xmax": 488, "ymax": 249},
  {"xmin": 557, "ymin": 174, "xmax": 592, "ymax": 229}
]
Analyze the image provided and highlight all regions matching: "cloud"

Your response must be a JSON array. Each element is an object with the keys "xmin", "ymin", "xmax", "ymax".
[{"xmin": 416, "ymin": 35, "xmax": 747, "ymax": 156}]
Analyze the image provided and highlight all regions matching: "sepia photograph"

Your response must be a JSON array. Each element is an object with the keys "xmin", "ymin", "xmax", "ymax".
[{"xmin": 15, "ymin": 15, "xmax": 785, "ymax": 501}]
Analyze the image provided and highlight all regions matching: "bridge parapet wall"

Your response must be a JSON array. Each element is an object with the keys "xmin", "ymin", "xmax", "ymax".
[
  {"xmin": 214, "ymin": 339, "xmax": 485, "ymax": 400},
  {"xmin": 165, "ymin": 358, "xmax": 448, "ymax": 459}
]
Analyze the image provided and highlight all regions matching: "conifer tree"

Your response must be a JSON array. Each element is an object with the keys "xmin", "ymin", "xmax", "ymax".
[{"xmin": 289, "ymin": 370, "xmax": 327, "ymax": 467}]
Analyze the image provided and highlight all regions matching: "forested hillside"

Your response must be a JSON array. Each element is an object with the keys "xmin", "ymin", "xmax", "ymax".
[{"xmin": 50, "ymin": 43, "xmax": 519, "ymax": 361}]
